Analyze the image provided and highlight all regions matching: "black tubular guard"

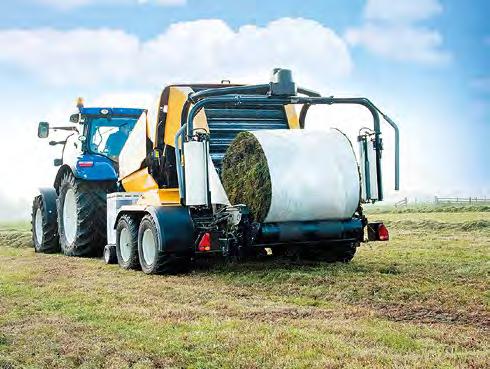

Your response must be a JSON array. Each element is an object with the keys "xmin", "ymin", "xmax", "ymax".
[
  {"xmin": 146, "ymin": 206, "xmax": 195, "ymax": 253},
  {"xmin": 38, "ymin": 188, "xmax": 58, "ymax": 226},
  {"xmin": 256, "ymin": 219, "xmax": 364, "ymax": 245}
]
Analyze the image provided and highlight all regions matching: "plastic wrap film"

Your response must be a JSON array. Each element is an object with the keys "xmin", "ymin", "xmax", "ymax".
[
  {"xmin": 184, "ymin": 141, "xmax": 230, "ymax": 206},
  {"xmin": 223, "ymin": 129, "xmax": 360, "ymax": 223},
  {"xmin": 208, "ymin": 154, "xmax": 231, "ymax": 206},
  {"xmin": 119, "ymin": 112, "xmax": 148, "ymax": 180},
  {"xmin": 184, "ymin": 141, "xmax": 208, "ymax": 206}
]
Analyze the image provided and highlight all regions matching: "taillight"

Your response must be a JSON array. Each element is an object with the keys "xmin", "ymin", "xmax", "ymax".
[
  {"xmin": 197, "ymin": 232, "xmax": 211, "ymax": 252},
  {"xmin": 367, "ymin": 222, "xmax": 389, "ymax": 241},
  {"xmin": 378, "ymin": 224, "xmax": 389, "ymax": 241},
  {"xmin": 78, "ymin": 161, "xmax": 94, "ymax": 167}
]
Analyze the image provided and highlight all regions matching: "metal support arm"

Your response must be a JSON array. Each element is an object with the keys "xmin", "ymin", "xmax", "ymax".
[{"xmin": 176, "ymin": 92, "xmax": 400, "ymax": 203}]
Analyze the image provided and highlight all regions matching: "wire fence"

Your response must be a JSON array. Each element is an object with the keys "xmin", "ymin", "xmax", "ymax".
[
  {"xmin": 393, "ymin": 196, "xmax": 490, "ymax": 207},
  {"xmin": 434, "ymin": 196, "xmax": 490, "ymax": 205}
]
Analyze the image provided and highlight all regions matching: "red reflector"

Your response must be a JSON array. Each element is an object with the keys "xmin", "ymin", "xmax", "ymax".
[
  {"xmin": 378, "ymin": 224, "xmax": 389, "ymax": 241},
  {"xmin": 198, "ymin": 232, "xmax": 211, "ymax": 252},
  {"xmin": 78, "ymin": 161, "xmax": 94, "ymax": 167}
]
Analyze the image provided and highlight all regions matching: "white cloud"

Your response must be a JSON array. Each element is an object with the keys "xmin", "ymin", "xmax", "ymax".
[
  {"xmin": 36, "ymin": 0, "xmax": 185, "ymax": 10},
  {"xmin": 345, "ymin": 23, "xmax": 450, "ymax": 65},
  {"xmin": 0, "ymin": 18, "xmax": 353, "ymax": 220},
  {"xmin": 346, "ymin": 0, "xmax": 449, "ymax": 65},
  {"xmin": 0, "ymin": 18, "xmax": 352, "ymax": 89},
  {"xmin": 0, "ymin": 29, "xmax": 140, "ymax": 86},
  {"xmin": 365, "ymin": 0, "xmax": 442, "ymax": 22}
]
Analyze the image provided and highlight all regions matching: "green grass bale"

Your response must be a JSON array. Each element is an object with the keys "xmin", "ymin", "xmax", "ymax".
[{"xmin": 221, "ymin": 132, "xmax": 272, "ymax": 222}]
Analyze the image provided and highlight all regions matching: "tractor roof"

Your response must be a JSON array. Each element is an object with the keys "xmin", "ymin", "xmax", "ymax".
[{"xmin": 79, "ymin": 107, "xmax": 144, "ymax": 117}]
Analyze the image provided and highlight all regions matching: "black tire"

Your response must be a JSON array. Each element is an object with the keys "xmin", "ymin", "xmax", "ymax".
[
  {"xmin": 115, "ymin": 215, "xmax": 140, "ymax": 269},
  {"xmin": 57, "ymin": 172, "xmax": 114, "ymax": 257},
  {"xmin": 303, "ymin": 242, "xmax": 358, "ymax": 263},
  {"xmin": 31, "ymin": 195, "xmax": 60, "ymax": 253},
  {"xmin": 138, "ymin": 215, "xmax": 190, "ymax": 274},
  {"xmin": 104, "ymin": 245, "xmax": 117, "ymax": 264},
  {"xmin": 334, "ymin": 242, "xmax": 358, "ymax": 263}
]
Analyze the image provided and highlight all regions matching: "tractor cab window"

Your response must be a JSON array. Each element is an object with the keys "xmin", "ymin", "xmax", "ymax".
[{"xmin": 87, "ymin": 117, "xmax": 138, "ymax": 160}]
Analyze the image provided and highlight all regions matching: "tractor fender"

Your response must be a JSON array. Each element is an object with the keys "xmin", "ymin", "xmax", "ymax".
[
  {"xmin": 53, "ymin": 154, "xmax": 117, "ymax": 191},
  {"xmin": 38, "ymin": 187, "xmax": 58, "ymax": 226},
  {"xmin": 115, "ymin": 205, "xmax": 194, "ymax": 253},
  {"xmin": 71, "ymin": 153, "xmax": 118, "ymax": 182}
]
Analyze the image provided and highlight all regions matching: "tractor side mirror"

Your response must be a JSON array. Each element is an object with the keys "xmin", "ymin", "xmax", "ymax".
[
  {"xmin": 53, "ymin": 159, "xmax": 62, "ymax": 166},
  {"xmin": 38, "ymin": 122, "xmax": 49, "ymax": 138},
  {"xmin": 69, "ymin": 114, "xmax": 80, "ymax": 123}
]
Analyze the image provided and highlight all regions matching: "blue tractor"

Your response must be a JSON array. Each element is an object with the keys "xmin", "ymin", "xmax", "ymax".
[{"xmin": 32, "ymin": 98, "xmax": 144, "ymax": 257}]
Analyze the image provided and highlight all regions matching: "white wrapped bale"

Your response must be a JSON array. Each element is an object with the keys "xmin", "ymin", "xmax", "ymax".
[{"xmin": 222, "ymin": 129, "xmax": 360, "ymax": 223}]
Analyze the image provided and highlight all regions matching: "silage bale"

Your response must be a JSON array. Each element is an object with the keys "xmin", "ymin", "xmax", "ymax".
[
  {"xmin": 222, "ymin": 129, "xmax": 361, "ymax": 223},
  {"xmin": 221, "ymin": 131, "xmax": 272, "ymax": 222}
]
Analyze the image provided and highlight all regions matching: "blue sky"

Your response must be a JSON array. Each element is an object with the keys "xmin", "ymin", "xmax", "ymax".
[{"xmin": 0, "ymin": 0, "xmax": 488, "ymax": 218}]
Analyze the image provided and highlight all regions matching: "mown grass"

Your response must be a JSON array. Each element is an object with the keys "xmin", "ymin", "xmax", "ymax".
[
  {"xmin": 0, "ymin": 221, "xmax": 31, "ymax": 249},
  {"xmin": 0, "ymin": 212, "xmax": 489, "ymax": 368}
]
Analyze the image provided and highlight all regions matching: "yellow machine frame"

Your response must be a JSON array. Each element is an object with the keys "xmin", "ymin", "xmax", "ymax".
[{"xmin": 120, "ymin": 85, "xmax": 299, "ymax": 207}]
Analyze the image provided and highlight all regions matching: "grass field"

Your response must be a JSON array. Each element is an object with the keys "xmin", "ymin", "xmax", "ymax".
[{"xmin": 0, "ymin": 210, "xmax": 489, "ymax": 368}]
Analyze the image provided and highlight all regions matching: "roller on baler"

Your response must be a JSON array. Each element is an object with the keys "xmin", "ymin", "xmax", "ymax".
[{"xmin": 105, "ymin": 68, "xmax": 400, "ymax": 273}]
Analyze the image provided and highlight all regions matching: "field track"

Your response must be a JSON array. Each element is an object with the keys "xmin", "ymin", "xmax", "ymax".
[{"xmin": 0, "ymin": 210, "xmax": 489, "ymax": 368}]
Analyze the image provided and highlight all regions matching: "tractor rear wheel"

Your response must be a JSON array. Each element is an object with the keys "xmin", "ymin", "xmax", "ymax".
[
  {"xmin": 137, "ymin": 215, "xmax": 190, "ymax": 274},
  {"xmin": 31, "ymin": 195, "xmax": 60, "ymax": 253},
  {"xmin": 57, "ymin": 172, "xmax": 113, "ymax": 257}
]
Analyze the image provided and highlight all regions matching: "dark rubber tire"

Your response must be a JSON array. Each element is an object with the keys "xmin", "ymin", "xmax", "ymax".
[
  {"xmin": 57, "ymin": 172, "xmax": 114, "ymax": 257},
  {"xmin": 104, "ymin": 245, "xmax": 117, "ymax": 264},
  {"xmin": 137, "ymin": 215, "xmax": 190, "ymax": 275},
  {"xmin": 116, "ymin": 215, "xmax": 140, "ymax": 270},
  {"xmin": 31, "ymin": 195, "xmax": 60, "ymax": 253},
  {"xmin": 303, "ymin": 242, "xmax": 358, "ymax": 263}
]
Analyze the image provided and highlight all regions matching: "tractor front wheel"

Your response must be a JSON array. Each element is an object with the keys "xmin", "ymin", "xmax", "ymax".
[{"xmin": 31, "ymin": 195, "xmax": 60, "ymax": 253}]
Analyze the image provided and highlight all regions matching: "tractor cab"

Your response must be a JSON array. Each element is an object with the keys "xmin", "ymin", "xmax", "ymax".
[
  {"xmin": 76, "ymin": 106, "xmax": 143, "ymax": 162},
  {"xmin": 38, "ymin": 100, "xmax": 144, "ymax": 183}
]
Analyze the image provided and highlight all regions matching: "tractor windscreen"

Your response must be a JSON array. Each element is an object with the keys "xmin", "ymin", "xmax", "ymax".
[{"xmin": 87, "ymin": 116, "xmax": 138, "ymax": 161}]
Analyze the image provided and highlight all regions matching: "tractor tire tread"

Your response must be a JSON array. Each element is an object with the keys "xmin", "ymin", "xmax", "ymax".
[
  {"xmin": 31, "ymin": 195, "xmax": 60, "ymax": 253},
  {"xmin": 57, "ymin": 172, "xmax": 115, "ymax": 257},
  {"xmin": 116, "ymin": 214, "xmax": 140, "ymax": 269},
  {"xmin": 138, "ymin": 215, "xmax": 190, "ymax": 275}
]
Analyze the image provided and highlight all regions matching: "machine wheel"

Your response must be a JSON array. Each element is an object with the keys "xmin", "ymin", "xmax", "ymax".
[
  {"xmin": 303, "ymin": 242, "xmax": 358, "ymax": 263},
  {"xmin": 57, "ymin": 172, "xmax": 113, "ymax": 257},
  {"xmin": 333, "ymin": 242, "xmax": 358, "ymax": 263},
  {"xmin": 116, "ymin": 215, "xmax": 140, "ymax": 269},
  {"xmin": 31, "ymin": 195, "xmax": 60, "ymax": 253},
  {"xmin": 104, "ymin": 245, "xmax": 117, "ymax": 264},
  {"xmin": 138, "ymin": 215, "xmax": 189, "ymax": 274}
]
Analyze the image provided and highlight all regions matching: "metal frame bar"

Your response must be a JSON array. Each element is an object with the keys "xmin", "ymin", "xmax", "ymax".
[{"xmin": 175, "ymin": 87, "xmax": 400, "ymax": 204}]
